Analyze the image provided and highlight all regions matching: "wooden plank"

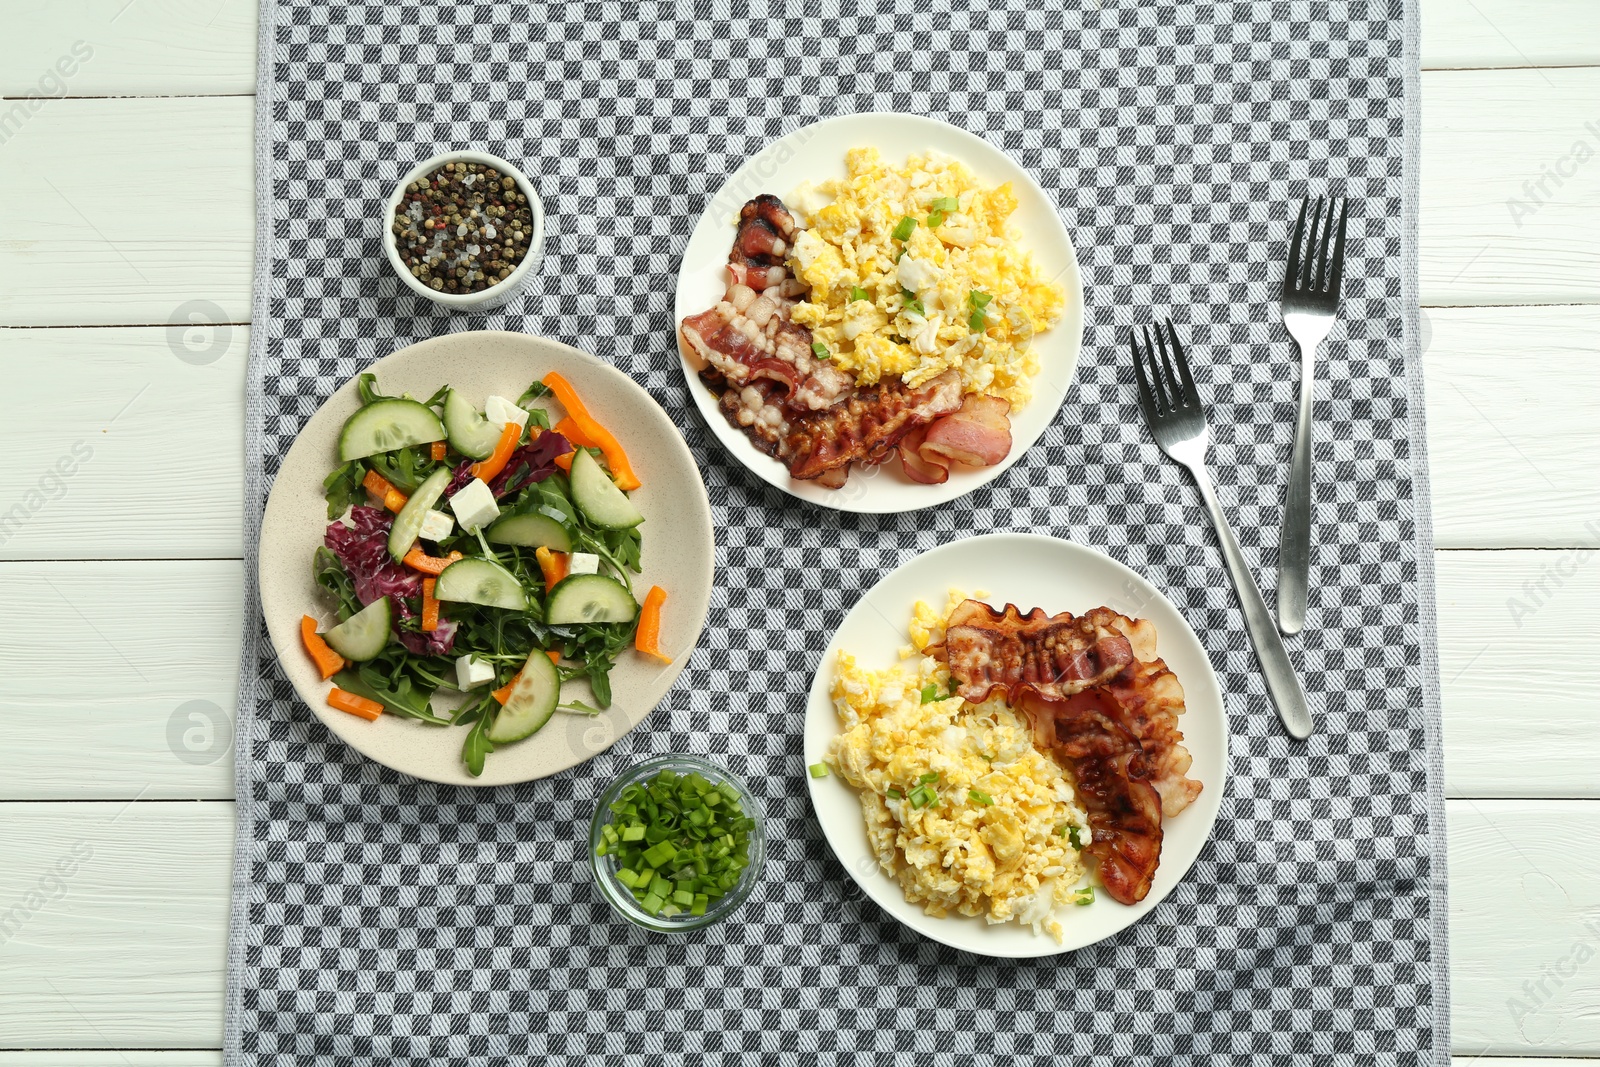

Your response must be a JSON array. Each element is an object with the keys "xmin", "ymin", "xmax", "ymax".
[
  {"xmin": 1438, "ymin": 550, "xmax": 1600, "ymax": 799},
  {"xmin": 0, "ymin": 326, "xmax": 246, "ymax": 561},
  {"xmin": 0, "ymin": 1054, "xmax": 222, "ymax": 1065},
  {"xmin": 0, "ymin": 0, "xmax": 255, "ymax": 98},
  {"xmin": 1422, "ymin": 0, "xmax": 1600, "ymax": 69},
  {"xmin": 1422, "ymin": 68, "xmax": 1600, "ymax": 307},
  {"xmin": 0, "ymin": 799, "xmax": 1595, "ymax": 1053},
  {"xmin": 1424, "ymin": 305, "xmax": 1600, "ymax": 549},
  {"xmin": 0, "ymin": 562, "xmax": 241, "ymax": 801},
  {"xmin": 0, "ymin": 802, "xmax": 230, "ymax": 1049},
  {"xmin": 0, "ymin": 97, "xmax": 253, "ymax": 327}
]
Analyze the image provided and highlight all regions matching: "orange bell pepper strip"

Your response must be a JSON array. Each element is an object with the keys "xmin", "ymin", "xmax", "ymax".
[
  {"xmin": 554, "ymin": 416, "xmax": 599, "ymax": 449},
  {"xmin": 635, "ymin": 585, "xmax": 671, "ymax": 664},
  {"xmin": 299, "ymin": 615, "xmax": 345, "ymax": 679},
  {"xmin": 421, "ymin": 578, "xmax": 440, "ymax": 632},
  {"xmin": 535, "ymin": 546, "xmax": 568, "ymax": 589},
  {"xmin": 472, "ymin": 422, "xmax": 522, "ymax": 483},
  {"xmin": 430, "ymin": 440, "xmax": 447, "ymax": 462},
  {"xmin": 403, "ymin": 547, "xmax": 462, "ymax": 576},
  {"xmin": 362, "ymin": 469, "xmax": 409, "ymax": 512},
  {"xmin": 541, "ymin": 372, "xmax": 641, "ymax": 490},
  {"xmin": 491, "ymin": 650, "xmax": 562, "ymax": 705},
  {"xmin": 554, "ymin": 452, "xmax": 574, "ymax": 472},
  {"xmin": 328, "ymin": 688, "xmax": 384, "ymax": 721}
]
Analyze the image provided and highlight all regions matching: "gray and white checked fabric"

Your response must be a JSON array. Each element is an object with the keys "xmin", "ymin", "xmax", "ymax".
[{"xmin": 229, "ymin": 1, "xmax": 1448, "ymax": 1063}]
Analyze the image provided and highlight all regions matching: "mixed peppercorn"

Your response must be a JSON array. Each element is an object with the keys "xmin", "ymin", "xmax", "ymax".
[{"xmin": 391, "ymin": 160, "xmax": 535, "ymax": 295}]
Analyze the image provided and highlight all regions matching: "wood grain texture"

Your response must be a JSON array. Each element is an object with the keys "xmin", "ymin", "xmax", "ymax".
[
  {"xmin": 0, "ymin": 326, "xmax": 246, "ymax": 560},
  {"xmin": 0, "ymin": 97, "xmax": 254, "ymax": 327},
  {"xmin": 0, "ymin": 1055, "xmax": 224, "ymax": 1066},
  {"xmin": 0, "ymin": 0, "xmax": 256, "ymax": 98},
  {"xmin": 1, "ymin": 800, "xmax": 1594, "ymax": 1053},
  {"xmin": 1424, "ymin": 305, "xmax": 1600, "ymax": 549},
  {"xmin": 1438, "ymin": 551, "xmax": 1600, "ymax": 799},
  {"xmin": 1421, "ymin": 68, "xmax": 1600, "ymax": 307},
  {"xmin": 0, "ymin": 802, "xmax": 231, "ymax": 1049},
  {"xmin": 1422, "ymin": 0, "xmax": 1600, "ymax": 68},
  {"xmin": 0, "ymin": 562, "xmax": 242, "ymax": 800}
]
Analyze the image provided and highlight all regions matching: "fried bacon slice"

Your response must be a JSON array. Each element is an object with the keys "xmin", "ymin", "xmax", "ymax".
[
  {"xmin": 931, "ymin": 599, "xmax": 1202, "ymax": 904},
  {"xmin": 785, "ymin": 370, "xmax": 961, "ymax": 481}
]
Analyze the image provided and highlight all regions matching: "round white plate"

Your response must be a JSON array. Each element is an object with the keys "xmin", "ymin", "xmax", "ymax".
[
  {"xmin": 673, "ymin": 112, "xmax": 1084, "ymax": 513},
  {"xmin": 259, "ymin": 331, "xmax": 715, "ymax": 787},
  {"xmin": 804, "ymin": 533, "xmax": 1228, "ymax": 957}
]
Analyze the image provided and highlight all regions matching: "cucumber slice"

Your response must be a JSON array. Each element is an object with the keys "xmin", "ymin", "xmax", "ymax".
[
  {"xmin": 441, "ymin": 388, "xmax": 505, "ymax": 460},
  {"xmin": 434, "ymin": 557, "xmax": 529, "ymax": 611},
  {"xmin": 485, "ymin": 648, "xmax": 559, "ymax": 743},
  {"xmin": 338, "ymin": 399, "xmax": 445, "ymax": 461},
  {"xmin": 569, "ymin": 447, "xmax": 644, "ymax": 530},
  {"xmin": 486, "ymin": 512, "xmax": 573, "ymax": 552},
  {"xmin": 546, "ymin": 573, "xmax": 638, "ymax": 624},
  {"xmin": 387, "ymin": 466, "xmax": 453, "ymax": 560},
  {"xmin": 322, "ymin": 597, "xmax": 393, "ymax": 661}
]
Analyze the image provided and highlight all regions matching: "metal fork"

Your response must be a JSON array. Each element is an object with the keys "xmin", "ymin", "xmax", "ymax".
[
  {"xmin": 1276, "ymin": 196, "xmax": 1349, "ymax": 636},
  {"xmin": 1131, "ymin": 321, "xmax": 1313, "ymax": 741}
]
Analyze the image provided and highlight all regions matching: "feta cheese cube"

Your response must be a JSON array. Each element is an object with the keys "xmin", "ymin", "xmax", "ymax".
[
  {"xmin": 448, "ymin": 478, "xmax": 501, "ymax": 532},
  {"xmin": 418, "ymin": 508, "xmax": 453, "ymax": 543},
  {"xmin": 567, "ymin": 552, "xmax": 600, "ymax": 575},
  {"xmin": 456, "ymin": 654, "xmax": 496, "ymax": 690},
  {"xmin": 484, "ymin": 395, "xmax": 529, "ymax": 433}
]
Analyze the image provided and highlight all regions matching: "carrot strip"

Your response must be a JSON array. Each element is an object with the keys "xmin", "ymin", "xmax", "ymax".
[
  {"xmin": 541, "ymin": 371, "xmax": 641, "ymax": 490},
  {"xmin": 299, "ymin": 615, "xmax": 345, "ymax": 679},
  {"xmin": 554, "ymin": 416, "xmax": 599, "ymax": 449},
  {"xmin": 362, "ymin": 469, "xmax": 409, "ymax": 512},
  {"xmin": 472, "ymin": 422, "xmax": 522, "ymax": 482},
  {"xmin": 328, "ymin": 688, "xmax": 383, "ymax": 721},
  {"xmin": 535, "ymin": 546, "xmax": 568, "ymax": 588},
  {"xmin": 635, "ymin": 585, "xmax": 671, "ymax": 664},
  {"xmin": 403, "ymin": 547, "xmax": 462, "ymax": 576},
  {"xmin": 430, "ymin": 440, "xmax": 447, "ymax": 462},
  {"xmin": 421, "ymin": 578, "xmax": 440, "ymax": 632},
  {"xmin": 491, "ymin": 650, "xmax": 562, "ymax": 705}
]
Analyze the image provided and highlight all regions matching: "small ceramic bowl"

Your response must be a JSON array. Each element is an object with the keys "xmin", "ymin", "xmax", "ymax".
[
  {"xmin": 588, "ymin": 755, "xmax": 766, "ymax": 933},
  {"xmin": 383, "ymin": 149, "xmax": 544, "ymax": 311}
]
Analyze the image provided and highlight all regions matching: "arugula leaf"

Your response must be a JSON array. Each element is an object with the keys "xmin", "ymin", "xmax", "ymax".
[
  {"xmin": 334, "ymin": 668, "xmax": 451, "ymax": 725},
  {"xmin": 322, "ymin": 461, "xmax": 365, "ymax": 519},
  {"xmin": 462, "ymin": 709, "xmax": 495, "ymax": 776},
  {"xmin": 366, "ymin": 444, "xmax": 441, "ymax": 493},
  {"xmin": 312, "ymin": 547, "xmax": 362, "ymax": 620},
  {"xmin": 517, "ymin": 380, "xmax": 552, "ymax": 407},
  {"xmin": 355, "ymin": 372, "xmax": 391, "ymax": 406}
]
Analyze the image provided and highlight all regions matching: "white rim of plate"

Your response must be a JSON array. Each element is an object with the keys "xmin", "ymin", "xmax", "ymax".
[
  {"xmin": 803, "ymin": 532, "xmax": 1229, "ymax": 957},
  {"xmin": 673, "ymin": 112, "xmax": 1085, "ymax": 514}
]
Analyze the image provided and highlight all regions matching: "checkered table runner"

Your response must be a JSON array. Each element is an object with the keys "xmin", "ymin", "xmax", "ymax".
[{"xmin": 230, "ymin": 1, "xmax": 1448, "ymax": 1062}]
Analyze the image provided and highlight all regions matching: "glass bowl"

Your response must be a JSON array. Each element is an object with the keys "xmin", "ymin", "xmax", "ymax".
[{"xmin": 588, "ymin": 754, "xmax": 765, "ymax": 933}]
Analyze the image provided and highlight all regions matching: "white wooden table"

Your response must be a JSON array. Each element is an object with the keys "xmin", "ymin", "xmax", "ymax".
[{"xmin": 0, "ymin": 1, "xmax": 1596, "ymax": 1060}]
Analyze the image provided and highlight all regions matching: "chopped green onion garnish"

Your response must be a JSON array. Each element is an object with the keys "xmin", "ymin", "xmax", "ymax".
[
  {"xmin": 1071, "ymin": 886, "xmax": 1095, "ymax": 906},
  {"xmin": 808, "ymin": 762, "xmax": 830, "ymax": 779},
  {"xmin": 886, "ymin": 788, "xmax": 903, "ymax": 800},
  {"xmin": 812, "ymin": 341, "xmax": 829, "ymax": 359},
  {"xmin": 849, "ymin": 286, "xmax": 868, "ymax": 302},
  {"xmin": 969, "ymin": 290, "xmax": 992, "ymax": 309},
  {"xmin": 918, "ymin": 772, "xmax": 939, "ymax": 785},
  {"xmin": 969, "ymin": 309, "xmax": 987, "ymax": 332},
  {"xmin": 598, "ymin": 767, "xmax": 756, "ymax": 916},
  {"xmin": 968, "ymin": 789, "xmax": 994, "ymax": 806},
  {"xmin": 909, "ymin": 784, "xmax": 937, "ymax": 809},
  {"xmin": 904, "ymin": 297, "xmax": 925, "ymax": 317},
  {"xmin": 691, "ymin": 893, "xmax": 709, "ymax": 916},
  {"xmin": 891, "ymin": 216, "xmax": 917, "ymax": 241},
  {"xmin": 919, "ymin": 683, "xmax": 939, "ymax": 704},
  {"xmin": 931, "ymin": 196, "xmax": 959, "ymax": 212},
  {"xmin": 621, "ymin": 824, "xmax": 645, "ymax": 842},
  {"xmin": 615, "ymin": 867, "xmax": 639, "ymax": 888},
  {"xmin": 926, "ymin": 210, "xmax": 945, "ymax": 228},
  {"xmin": 1068, "ymin": 825, "xmax": 1084, "ymax": 850}
]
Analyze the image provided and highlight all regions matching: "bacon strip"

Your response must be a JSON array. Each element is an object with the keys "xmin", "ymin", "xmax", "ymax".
[{"xmin": 919, "ymin": 394, "xmax": 1013, "ymax": 469}]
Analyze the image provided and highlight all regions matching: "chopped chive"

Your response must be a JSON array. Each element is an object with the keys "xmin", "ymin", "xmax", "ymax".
[
  {"xmin": 641, "ymin": 840, "xmax": 677, "ymax": 868},
  {"xmin": 904, "ymin": 297, "xmax": 925, "ymax": 317},
  {"xmin": 849, "ymin": 286, "xmax": 868, "ymax": 302},
  {"xmin": 671, "ymin": 889, "xmax": 695, "ymax": 907},
  {"xmin": 927, "ymin": 210, "xmax": 945, "ymax": 228},
  {"xmin": 919, "ymin": 683, "xmax": 939, "ymax": 704},
  {"xmin": 642, "ymin": 893, "xmax": 667, "ymax": 914},
  {"xmin": 615, "ymin": 868, "xmax": 639, "ymax": 888},
  {"xmin": 931, "ymin": 196, "xmax": 959, "ymax": 212},
  {"xmin": 886, "ymin": 788, "xmax": 903, "ymax": 800},
  {"xmin": 918, "ymin": 772, "xmax": 939, "ymax": 785},
  {"xmin": 808, "ymin": 762, "xmax": 830, "ymax": 779},
  {"xmin": 968, "ymin": 290, "xmax": 992, "ymax": 309},
  {"xmin": 691, "ymin": 893, "xmax": 709, "ymax": 916},
  {"xmin": 969, "ymin": 309, "xmax": 986, "ymax": 332},
  {"xmin": 909, "ymin": 784, "xmax": 937, "ymax": 809},
  {"xmin": 597, "ymin": 767, "xmax": 755, "ymax": 915},
  {"xmin": 1068, "ymin": 825, "xmax": 1084, "ymax": 850},
  {"xmin": 811, "ymin": 341, "xmax": 830, "ymax": 359},
  {"xmin": 633, "ymin": 868, "xmax": 653, "ymax": 889},
  {"xmin": 891, "ymin": 215, "xmax": 917, "ymax": 241},
  {"xmin": 1071, "ymin": 886, "xmax": 1095, "ymax": 906},
  {"xmin": 968, "ymin": 789, "xmax": 994, "ymax": 806},
  {"xmin": 621, "ymin": 824, "xmax": 646, "ymax": 842}
]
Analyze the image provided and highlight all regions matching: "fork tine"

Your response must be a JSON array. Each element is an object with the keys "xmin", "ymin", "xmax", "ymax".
[
  {"xmin": 1141, "ymin": 324, "xmax": 1168, "ymax": 412},
  {"xmin": 1155, "ymin": 320, "xmax": 1184, "ymax": 406},
  {"xmin": 1283, "ymin": 198, "xmax": 1309, "ymax": 296},
  {"xmin": 1326, "ymin": 197, "xmax": 1350, "ymax": 298},
  {"xmin": 1300, "ymin": 195, "xmax": 1324, "ymax": 293},
  {"xmin": 1129, "ymin": 328, "xmax": 1159, "ymax": 421},
  {"xmin": 1164, "ymin": 320, "xmax": 1198, "ymax": 406},
  {"xmin": 1314, "ymin": 194, "xmax": 1340, "ymax": 292}
]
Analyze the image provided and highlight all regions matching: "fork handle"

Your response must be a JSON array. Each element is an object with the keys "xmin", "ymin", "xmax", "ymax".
[
  {"xmin": 1277, "ymin": 340, "xmax": 1315, "ymax": 635},
  {"xmin": 1190, "ymin": 463, "xmax": 1314, "ymax": 740}
]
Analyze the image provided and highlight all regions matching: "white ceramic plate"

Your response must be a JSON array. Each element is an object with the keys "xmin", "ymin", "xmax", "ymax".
[
  {"xmin": 804, "ymin": 533, "xmax": 1228, "ymax": 957},
  {"xmin": 673, "ymin": 112, "xmax": 1084, "ymax": 513},
  {"xmin": 259, "ymin": 331, "xmax": 715, "ymax": 787}
]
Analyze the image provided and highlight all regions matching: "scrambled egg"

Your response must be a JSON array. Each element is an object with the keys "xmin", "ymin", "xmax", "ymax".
[
  {"xmin": 826, "ymin": 592, "xmax": 1092, "ymax": 941},
  {"xmin": 787, "ymin": 148, "xmax": 1068, "ymax": 407}
]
